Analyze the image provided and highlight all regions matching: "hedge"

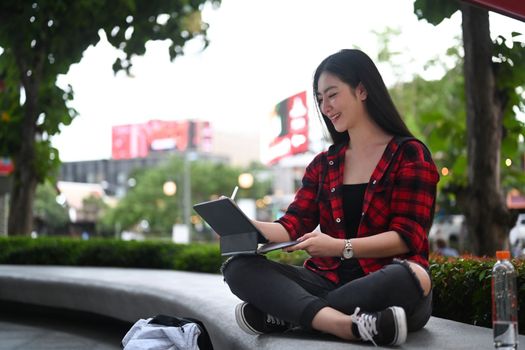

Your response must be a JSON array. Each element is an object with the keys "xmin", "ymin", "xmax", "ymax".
[
  {"xmin": 430, "ymin": 255, "xmax": 524, "ymax": 333},
  {"xmin": 0, "ymin": 237, "xmax": 522, "ymax": 332},
  {"xmin": 0, "ymin": 237, "xmax": 222, "ymax": 273}
]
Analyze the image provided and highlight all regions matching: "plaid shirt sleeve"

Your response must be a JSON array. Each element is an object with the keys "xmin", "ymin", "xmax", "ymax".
[
  {"xmin": 388, "ymin": 141, "xmax": 439, "ymax": 255},
  {"xmin": 276, "ymin": 153, "xmax": 324, "ymax": 240}
]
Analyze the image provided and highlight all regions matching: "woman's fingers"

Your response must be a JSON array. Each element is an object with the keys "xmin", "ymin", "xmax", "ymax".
[
  {"xmin": 284, "ymin": 231, "xmax": 326, "ymax": 253},
  {"xmin": 286, "ymin": 239, "xmax": 309, "ymax": 252}
]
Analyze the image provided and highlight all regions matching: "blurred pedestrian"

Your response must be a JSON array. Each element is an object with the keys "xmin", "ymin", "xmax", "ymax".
[{"xmin": 435, "ymin": 238, "xmax": 458, "ymax": 257}]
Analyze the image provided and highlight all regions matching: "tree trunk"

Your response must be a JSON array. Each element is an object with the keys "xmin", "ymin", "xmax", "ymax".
[
  {"xmin": 461, "ymin": 4, "xmax": 512, "ymax": 256},
  {"xmin": 8, "ymin": 158, "xmax": 37, "ymax": 236},
  {"xmin": 7, "ymin": 76, "xmax": 39, "ymax": 236}
]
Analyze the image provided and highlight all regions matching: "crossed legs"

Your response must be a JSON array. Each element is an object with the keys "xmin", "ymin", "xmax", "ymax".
[{"xmin": 222, "ymin": 255, "xmax": 432, "ymax": 339}]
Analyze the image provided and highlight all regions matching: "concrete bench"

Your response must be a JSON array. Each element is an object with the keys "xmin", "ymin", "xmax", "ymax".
[{"xmin": 0, "ymin": 265, "xmax": 521, "ymax": 349}]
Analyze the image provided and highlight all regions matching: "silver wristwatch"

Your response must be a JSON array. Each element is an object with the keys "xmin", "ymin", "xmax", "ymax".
[{"xmin": 342, "ymin": 239, "xmax": 353, "ymax": 259}]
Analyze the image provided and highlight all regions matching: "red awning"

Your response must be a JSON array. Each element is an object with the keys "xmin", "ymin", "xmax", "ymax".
[{"xmin": 463, "ymin": 0, "xmax": 525, "ymax": 22}]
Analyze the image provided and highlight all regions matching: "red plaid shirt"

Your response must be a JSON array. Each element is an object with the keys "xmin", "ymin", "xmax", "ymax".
[{"xmin": 277, "ymin": 137, "xmax": 439, "ymax": 284}]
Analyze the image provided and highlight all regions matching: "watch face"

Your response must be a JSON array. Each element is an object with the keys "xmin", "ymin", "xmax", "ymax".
[{"xmin": 342, "ymin": 240, "xmax": 353, "ymax": 259}]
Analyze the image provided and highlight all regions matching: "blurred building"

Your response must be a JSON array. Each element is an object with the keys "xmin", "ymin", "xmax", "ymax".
[{"xmin": 60, "ymin": 152, "xmax": 187, "ymax": 198}]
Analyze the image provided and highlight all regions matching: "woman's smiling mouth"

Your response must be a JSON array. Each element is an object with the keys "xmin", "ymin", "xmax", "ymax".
[{"xmin": 329, "ymin": 113, "xmax": 341, "ymax": 123}]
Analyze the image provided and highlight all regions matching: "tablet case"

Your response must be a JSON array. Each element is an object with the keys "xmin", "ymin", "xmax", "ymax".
[{"xmin": 193, "ymin": 197, "xmax": 269, "ymax": 256}]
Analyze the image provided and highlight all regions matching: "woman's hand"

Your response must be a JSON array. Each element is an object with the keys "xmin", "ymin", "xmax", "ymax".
[{"xmin": 285, "ymin": 231, "xmax": 342, "ymax": 257}]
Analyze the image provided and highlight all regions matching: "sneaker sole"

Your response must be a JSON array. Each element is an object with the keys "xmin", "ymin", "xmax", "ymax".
[
  {"xmin": 390, "ymin": 306, "xmax": 407, "ymax": 346},
  {"xmin": 235, "ymin": 302, "xmax": 263, "ymax": 335}
]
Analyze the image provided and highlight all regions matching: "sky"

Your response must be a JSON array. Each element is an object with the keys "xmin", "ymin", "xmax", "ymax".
[{"xmin": 52, "ymin": 0, "xmax": 525, "ymax": 162}]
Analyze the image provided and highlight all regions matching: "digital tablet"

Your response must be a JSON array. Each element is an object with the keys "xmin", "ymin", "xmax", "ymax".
[{"xmin": 193, "ymin": 197, "xmax": 298, "ymax": 255}]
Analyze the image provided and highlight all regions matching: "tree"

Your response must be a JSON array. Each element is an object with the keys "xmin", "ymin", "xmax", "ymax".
[
  {"xmin": 414, "ymin": 0, "xmax": 525, "ymax": 255},
  {"xmin": 0, "ymin": 0, "xmax": 220, "ymax": 235}
]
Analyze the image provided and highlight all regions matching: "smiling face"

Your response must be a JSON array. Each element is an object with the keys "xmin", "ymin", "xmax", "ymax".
[{"xmin": 316, "ymin": 72, "xmax": 368, "ymax": 133}]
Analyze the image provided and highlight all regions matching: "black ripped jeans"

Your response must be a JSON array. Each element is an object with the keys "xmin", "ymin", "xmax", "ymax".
[{"xmin": 222, "ymin": 255, "xmax": 432, "ymax": 332}]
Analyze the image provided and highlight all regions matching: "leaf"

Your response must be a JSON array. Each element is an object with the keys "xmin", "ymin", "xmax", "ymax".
[
  {"xmin": 414, "ymin": 0, "xmax": 460, "ymax": 26},
  {"xmin": 478, "ymin": 269, "xmax": 486, "ymax": 281}
]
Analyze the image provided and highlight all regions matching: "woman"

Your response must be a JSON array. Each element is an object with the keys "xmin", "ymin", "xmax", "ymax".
[{"xmin": 222, "ymin": 49, "xmax": 439, "ymax": 346}]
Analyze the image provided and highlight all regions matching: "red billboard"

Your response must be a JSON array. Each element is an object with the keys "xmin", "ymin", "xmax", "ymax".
[
  {"xmin": 112, "ymin": 120, "xmax": 212, "ymax": 160},
  {"xmin": 0, "ymin": 157, "xmax": 14, "ymax": 175},
  {"xmin": 261, "ymin": 91, "xmax": 309, "ymax": 164},
  {"xmin": 112, "ymin": 124, "xmax": 149, "ymax": 160}
]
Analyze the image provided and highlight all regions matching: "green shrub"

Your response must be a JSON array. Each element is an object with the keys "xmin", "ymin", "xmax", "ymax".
[
  {"xmin": 0, "ymin": 237, "xmax": 81, "ymax": 265},
  {"xmin": 75, "ymin": 239, "xmax": 184, "ymax": 269},
  {"xmin": 430, "ymin": 254, "xmax": 524, "ymax": 333},
  {"xmin": 0, "ymin": 237, "xmax": 220, "ymax": 273},
  {"xmin": 172, "ymin": 244, "xmax": 223, "ymax": 273}
]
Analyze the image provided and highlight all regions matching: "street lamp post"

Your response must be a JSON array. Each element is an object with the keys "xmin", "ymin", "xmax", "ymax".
[{"xmin": 183, "ymin": 151, "xmax": 192, "ymax": 239}]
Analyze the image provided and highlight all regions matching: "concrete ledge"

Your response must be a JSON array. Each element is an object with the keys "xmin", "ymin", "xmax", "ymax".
[{"xmin": 0, "ymin": 265, "xmax": 521, "ymax": 349}]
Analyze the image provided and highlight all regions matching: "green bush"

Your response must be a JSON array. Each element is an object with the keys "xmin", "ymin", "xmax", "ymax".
[
  {"xmin": 430, "ymin": 254, "xmax": 524, "ymax": 333},
  {"xmin": 0, "ymin": 237, "xmax": 221, "ymax": 272},
  {"xmin": 0, "ymin": 237, "xmax": 81, "ymax": 265},
  {"xmin": 172, "ymin": 244, "xmax": 224, "ymax": 273},
  {"xmin": 75, "ymin": 239, "xmax": 185, "ymax": 269}
]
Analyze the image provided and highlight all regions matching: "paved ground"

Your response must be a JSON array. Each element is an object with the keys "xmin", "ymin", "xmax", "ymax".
[{"xmin": 0, "ymin": 301, "xmax": 130, "ymax": 350}]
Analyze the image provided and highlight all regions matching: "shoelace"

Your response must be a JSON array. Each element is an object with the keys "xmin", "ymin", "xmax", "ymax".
[
  {"xmin": 350, "ymin": 307, "xmax": 378, "ymax": 347},
  {"xmin": 266, "ymin": 314, "xmax": 286, "ymax": 326}
]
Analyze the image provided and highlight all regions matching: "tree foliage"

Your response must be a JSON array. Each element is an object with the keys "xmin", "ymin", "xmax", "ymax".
[
  {"xmin": 414, "ymin": 0, "xmax": 459, "ymax": 25},
  {"xmin": 0, "ymin": 0, "xmax": 220, "ymax": 235}
]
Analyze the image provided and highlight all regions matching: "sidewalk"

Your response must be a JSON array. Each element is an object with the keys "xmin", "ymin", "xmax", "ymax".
[
  {"xmin": 0, "ymin": 300, "xmax": 128, "ymax": 350},
  {"xmin": 0, "ymin": 265, "xmax": 523, "ymax": 349}
]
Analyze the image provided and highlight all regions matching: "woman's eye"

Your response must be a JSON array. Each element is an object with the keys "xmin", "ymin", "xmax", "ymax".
[{"xmin": 328, "ymin": 93, "xmax": 337, "ymax": 99}]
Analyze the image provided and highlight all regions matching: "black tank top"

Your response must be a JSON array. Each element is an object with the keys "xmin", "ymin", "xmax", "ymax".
[{"xmin": 339, "ymin": 183, "xmax": 367, "ymax": 284}]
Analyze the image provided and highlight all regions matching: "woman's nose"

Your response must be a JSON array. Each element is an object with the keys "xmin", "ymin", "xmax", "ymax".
[{"xmin": 321, "ymin": 99, "xmax": 331, "ymax": 115}]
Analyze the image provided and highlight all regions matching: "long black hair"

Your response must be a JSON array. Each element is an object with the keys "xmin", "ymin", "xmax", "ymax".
[{"xmin": 313, "ymin": 49, "xmax": 413, "ymax": 145}]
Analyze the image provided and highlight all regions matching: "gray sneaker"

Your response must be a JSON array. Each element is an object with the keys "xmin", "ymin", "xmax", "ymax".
[{"xmin": 350, "ymin": 306, "xmax": 407, "ymax": 346}]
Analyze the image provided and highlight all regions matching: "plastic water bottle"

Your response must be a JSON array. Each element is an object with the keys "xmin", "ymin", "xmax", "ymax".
[{"xmin": 492, "ymin": 250, "xmax": 518, "ymax": 349}]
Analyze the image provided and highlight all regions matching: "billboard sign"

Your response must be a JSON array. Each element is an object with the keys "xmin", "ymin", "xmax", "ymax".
[
  {"xmin": 112, "ymin": 120, "xmax": 212, "ymax": 160},
  {"xmin": 111, "ymin": 124, "xmax": 149, "ymax": 160},
  {"xmin": 261, "ymin": 91, "xmax": 309, "ymax": 164},
  {"xmin": 0, "ymin": 157, "xmax": 14, "ymax": 176}
]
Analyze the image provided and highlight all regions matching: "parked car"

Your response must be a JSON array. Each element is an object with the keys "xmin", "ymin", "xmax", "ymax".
[{"xmin": 429, "ymin": 215, "xmax": 467, "ymax": 250}]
